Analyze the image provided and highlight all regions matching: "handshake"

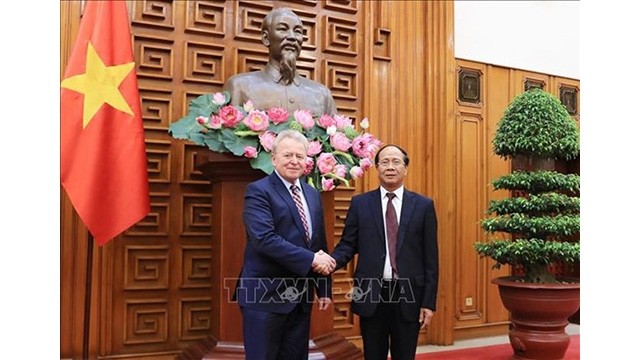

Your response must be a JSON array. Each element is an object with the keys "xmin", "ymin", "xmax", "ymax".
[{"xmin": 312, "ymin": 250, "xmax": 336, "ymax": 275}]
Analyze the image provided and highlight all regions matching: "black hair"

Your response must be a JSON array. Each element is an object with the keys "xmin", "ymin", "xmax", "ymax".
[{"xmin": 374, "ymin": 144, "xmax": 409, "ymax": 166}]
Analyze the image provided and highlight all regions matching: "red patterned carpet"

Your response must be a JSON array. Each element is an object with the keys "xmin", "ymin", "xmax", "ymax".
[{"xmin": 415, "ymin": 335, "xmax": 579, "ymax": 360}]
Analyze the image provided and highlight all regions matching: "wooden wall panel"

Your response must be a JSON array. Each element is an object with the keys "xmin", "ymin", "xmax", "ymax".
[
  {"xmin": 484, "ymin": 64, "xmax": 511, "ymax": 326},
  {"xmin": 423, "ymin": 1, "xmax": 457, "ymax": 346},
  {"xmin": 455, "ymin": 110, "xmax": 485, "ymax": 327}
]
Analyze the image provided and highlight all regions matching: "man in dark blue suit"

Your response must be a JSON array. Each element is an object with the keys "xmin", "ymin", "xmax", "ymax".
[
  {"xmin": 238, "ymin": 130, "xmax": 335, "ymax": 360},
  {"xmin": 330, "ymin": 144, "xmax": 439, "ymax": 360}
]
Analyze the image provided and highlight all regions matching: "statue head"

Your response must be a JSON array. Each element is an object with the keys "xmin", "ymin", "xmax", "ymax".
[{"xmin": 261, "ymin": 8, "xmax": 304, "ymax": 85}]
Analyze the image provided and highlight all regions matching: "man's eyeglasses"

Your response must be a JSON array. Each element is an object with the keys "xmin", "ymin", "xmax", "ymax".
[{"xmin": 378, "ymin": 159, "xmax": 404, "ymax": 167}]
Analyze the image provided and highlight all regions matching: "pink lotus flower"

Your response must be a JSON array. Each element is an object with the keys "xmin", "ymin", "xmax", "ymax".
[
  {"xmin": 294, "ymin": 109, "xmax": 315, "ymax": 130},
  {"xmin": 352, "ymin": 133, "xmax": 382, "ymax": 159},
  {"xmin": 304, "ymin": 157, "xmax": 315, "ymax": 175},
  {"xmin": 219, "ymin": 105, "xmax": 242, "ymax": 128},
  {"xmin": 333, "ymin": 114, "xmax": 353, "ymax": 130},
  {"xmin": 212, "ymin": 92, "xmax": 226, "ymax": 106},
  {"xmin": 259, "ymin": 131, "xmax": 277, "ymax": 152},
  {"xmin": 243, "ymin": 110, "xmax": 269, "ymax": 132},
  {"xmin": 322, "ymin": 177, "xmax": 336, "ymax": 191},
  {"xmin": 317, "ymin": 153, "xmax": 337, "ymax": 175},
  {"xmin": 330, "ymin": 132, "xmax": 352, "ymax": 152},
  {"xmin": 209, "ymin": 115, "xmax": 223, "ymax": 129},
  {"xmin": 268, "ymin": 107, "xmax": 289, "ymax": 124},
  {"xmin": 359, "ymin": 157, "xmax": 373, "ymax": 171},
  {"xmin": 307, "ymin": 140, "xmax": 322, "ymax": 156},
  {"xmin": 318, "ymin": 114, "xmax": 336, "ymax": 129},
  {"xmin": 335, "ymin": 164, "xmax": 348, "ymax": 178},
  {"xmin": 171, "ymin": 91, "xmax": 384, "ymax": 192},
  {"xmin": 349, "ymin": 166, "xmax": 364, "ymax": 179},
  {"xmin": 243, "ymin": 146, "xmax": 258, "ymax": 158}
]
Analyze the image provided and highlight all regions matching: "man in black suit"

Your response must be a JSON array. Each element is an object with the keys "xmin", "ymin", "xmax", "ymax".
[{"xmin": 330, "ymin": 144, "xmax": 439, "ymax": 360}]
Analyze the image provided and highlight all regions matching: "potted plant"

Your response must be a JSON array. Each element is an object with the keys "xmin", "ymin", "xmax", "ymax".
[{"xmin": 474, "ymin": 89, "xmax": 580, "ymax": 360}]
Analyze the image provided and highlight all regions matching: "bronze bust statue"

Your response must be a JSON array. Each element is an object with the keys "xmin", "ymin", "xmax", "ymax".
[{"xmin": 224, "ymin": 7, "xmax": 338, "ymax": 117}]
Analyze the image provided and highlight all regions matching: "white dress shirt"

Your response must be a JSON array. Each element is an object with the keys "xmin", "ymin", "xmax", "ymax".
[{"xmin": 380, "ymin": 186, "xmax": 403, "ymax": 279}]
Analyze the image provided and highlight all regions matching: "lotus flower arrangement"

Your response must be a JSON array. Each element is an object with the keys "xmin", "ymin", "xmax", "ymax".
[{"xmin": 169, "ymin": 91, "xmax": 383, "ymax": 191}]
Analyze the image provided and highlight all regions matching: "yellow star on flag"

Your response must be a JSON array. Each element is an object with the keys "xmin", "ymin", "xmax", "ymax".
[{"xmin": 61, "ymin": 42, "xmax": 135, "ymax": 128}]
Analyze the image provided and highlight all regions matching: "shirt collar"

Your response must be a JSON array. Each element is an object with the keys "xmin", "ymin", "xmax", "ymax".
[
  {"xmin": 275, "ymin": 170, "xmax": 301, "ymax": 191},
  {"xmin": 380, "ymin": 186, "xmax": 404, "ymax": 202},
  {"xmin": 264, "ymin": 63, "xmax": 301, "ymax": 86}
]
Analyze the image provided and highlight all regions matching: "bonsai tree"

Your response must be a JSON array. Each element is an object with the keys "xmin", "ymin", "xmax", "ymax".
[{"xmin": 475, "ymin": 89, "xmax": 580, "ymax": 284}]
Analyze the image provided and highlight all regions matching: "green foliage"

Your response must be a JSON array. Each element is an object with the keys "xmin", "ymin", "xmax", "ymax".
[
  {"xmin": 487, "ymin": 193, "xmax": 580, "ymax": 215},
  {"xmin": 475, "ymin": 89, "xmax": 580, "ymax": 284},
  {"xmin": 493, "ymin": 171, "xmax": 580, "ymax": 194},
  {"xmin": 474, "ymin": 239, "xmax": 580, "ymax": 283},
  {"xmin": 250, "ymin": 151, "xmax": 274, "ymax": 175},
  {"xmin": 493, "ymin": 89, "xmax": 580, "ymax": 160},
  {"xmin": 481, "ymin": 214, "xmax": 580, "ymax": 238}
]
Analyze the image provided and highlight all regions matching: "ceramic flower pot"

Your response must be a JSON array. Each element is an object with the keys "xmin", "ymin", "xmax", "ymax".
[{"xmin": 492, "ymin": 276, "xmax": 580, "ymax": 360}]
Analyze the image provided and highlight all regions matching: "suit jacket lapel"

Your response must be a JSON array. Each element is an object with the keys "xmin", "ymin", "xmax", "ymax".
[
  {"xmin": 367, "ymin": 189, "xmax": 386, "ymax": 245},
  {"xmin": 269, "ymin": 173, "xmax": 307, "ymax": 244},
  {"xmin": 397, "ymin": 189, "xmax": 416, "ymax": 252}
]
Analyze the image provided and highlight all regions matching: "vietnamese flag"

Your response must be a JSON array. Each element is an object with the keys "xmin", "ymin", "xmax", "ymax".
[{"xmin": 61, "ymin": 1, "xmax": 150, "ymax": 245}]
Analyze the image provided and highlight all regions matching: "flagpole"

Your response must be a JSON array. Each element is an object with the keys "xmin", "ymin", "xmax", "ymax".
[{"xmin": 83, "ymin": 233, "xmax": 94, "ymax": 360}]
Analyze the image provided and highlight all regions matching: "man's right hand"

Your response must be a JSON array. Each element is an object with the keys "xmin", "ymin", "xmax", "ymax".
[{"xmin": 312, "ymin": 250, "xmax": 336, "ymax": 275}]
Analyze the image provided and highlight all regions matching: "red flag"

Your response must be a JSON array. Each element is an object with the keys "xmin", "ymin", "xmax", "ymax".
[{"xmin": 61, "ymin": 1, "xmax": 150, "ymax": 246}]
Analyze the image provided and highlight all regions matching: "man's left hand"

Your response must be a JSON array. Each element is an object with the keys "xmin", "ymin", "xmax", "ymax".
[{"xmin": 419, "ymin": 308, "xmax": 434, "ymax": 329}]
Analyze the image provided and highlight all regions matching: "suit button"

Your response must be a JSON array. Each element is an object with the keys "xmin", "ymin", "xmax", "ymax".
[{"xmin": 381, "ymin": 254, "xmax": 386, "ymax": 259}]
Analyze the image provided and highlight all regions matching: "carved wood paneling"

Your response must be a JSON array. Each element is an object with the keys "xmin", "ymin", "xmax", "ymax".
[
  {"xmin": 145, "ymin": 140, "xmax": 172, "ymax": 184},
  {"xmin": 126, "ymin": 192, "xmax": 171, "ymax": 237},
  {"xmin": 181, "ymin": 194, "xmax": 213, "ymax": 237},
  {"xmin": 184, "ymin": 1, "xmax": 226, "ymax": 37},
  {"xmin": 372, "ymin": 0, "xmax": 391, "ymax": 61},
  {"xmin": 124, "ymin": 245, "xmax": 170, "ymax": 290},
  {"xmin": 232, "ymin": 1, "xmax": 273, "ymax": 43},
  {"xmin": 179, "ymin": 245, "xmax": 212, "ymax": 289},
  {"xmin": 182, "ymin": 41, "xmax": 225, "ymax": 85},
  {"xmin": 331, "ymin": 189, "xmax": 359, "ymax": 333},
  {"xmin": 141, "ymin": 89, "xmax": 174, "ymax": 130},
  {"xmin": 134, "ymin": 34, "xmax": 175, "ymax": 80},
  {"xmin": 123, "ymin": 298, "xmax": 169, "ymax": 344},
  {"xmin": 131, "ymin": 0, "xmax": 176, "ymax": 30},
  {"xmin": 322, "ymin": 15, "xmax": 358, "ymax": 56},
  {"xmin": 324, "ymin": 59, "xmax": 358, "ymax": 100},
  {"xmin": 179, "ymin": 297, "xmax": 213, "ymax": 340}
]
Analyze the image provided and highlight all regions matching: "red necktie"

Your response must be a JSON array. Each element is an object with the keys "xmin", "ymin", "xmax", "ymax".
[
  {"xmin": 386, "ymin": 192, "xmax": 398, "ymax": 278},
  {"xmin": 291, "ymin": 185, "xmax": 311, "ymax": 247}
]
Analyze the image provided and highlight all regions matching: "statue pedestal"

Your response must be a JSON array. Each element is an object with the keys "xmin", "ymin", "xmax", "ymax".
[{"xmin": 178, "ymin": 149, "xmax": 362, "ymax": 360}]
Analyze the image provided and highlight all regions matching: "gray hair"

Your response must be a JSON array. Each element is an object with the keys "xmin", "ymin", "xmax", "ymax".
[{"xmin": 272, "ymin": 130, "xmax": 308, "ymax": 154}]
